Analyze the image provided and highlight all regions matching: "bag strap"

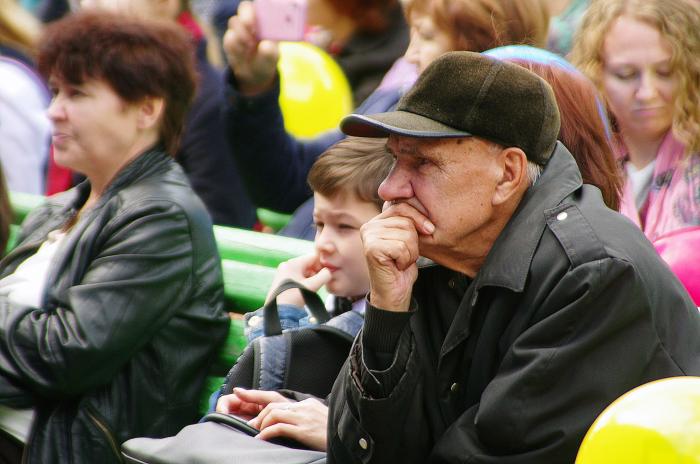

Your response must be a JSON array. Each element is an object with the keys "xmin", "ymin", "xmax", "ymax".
[{"xmin": 263, "ymin": 279, "xmax": 330, "ymax": 336}]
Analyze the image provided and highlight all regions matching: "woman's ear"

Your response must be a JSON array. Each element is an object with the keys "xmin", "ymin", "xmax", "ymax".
[
  {"xmin": 492, "ymin": 147, "xmax": 528, "ymax": 206},
  {"xmin": 137, "ymin": 97, "xmax": 165, "ymax": 130}
]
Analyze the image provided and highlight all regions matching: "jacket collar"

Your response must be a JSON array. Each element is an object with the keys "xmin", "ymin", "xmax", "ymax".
[
  {"xmin": 72, "ymin": 145, "xmax": 171, "ymax": 211},
  {"xmin": 473, "ymin": 142, "xmax": 582, "ymax": 293}
]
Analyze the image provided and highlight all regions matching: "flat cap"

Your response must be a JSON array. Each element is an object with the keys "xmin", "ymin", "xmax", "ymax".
[{"xmin": 341, "ymin": 51, "xmax": 561, "ymax": 165}]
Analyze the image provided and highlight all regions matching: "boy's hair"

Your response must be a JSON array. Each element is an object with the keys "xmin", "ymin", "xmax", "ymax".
[{"xmin": 308, "ymin": 137, "xmax": 392, "ymax": 210}]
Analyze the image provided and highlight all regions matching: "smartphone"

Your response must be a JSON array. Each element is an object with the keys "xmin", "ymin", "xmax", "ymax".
[{"xmin": 255, "ymin": 0, "xmax": 307, "ymax": 42}]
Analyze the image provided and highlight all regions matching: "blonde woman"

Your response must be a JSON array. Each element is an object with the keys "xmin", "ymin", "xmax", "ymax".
[{"xmin": 572, "ymin": 0, "xmax": 700, "ymax": 303}]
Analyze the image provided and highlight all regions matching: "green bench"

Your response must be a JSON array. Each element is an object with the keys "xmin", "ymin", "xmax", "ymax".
[{"xmin": 8, "ymin": 192, "xmax": 312, "ymax": 414}]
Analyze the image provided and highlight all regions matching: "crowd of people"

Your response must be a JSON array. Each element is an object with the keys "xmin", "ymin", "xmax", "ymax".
[{"xmin": 0, "ymin": 0, "xmax": 699, "ymax": 462}]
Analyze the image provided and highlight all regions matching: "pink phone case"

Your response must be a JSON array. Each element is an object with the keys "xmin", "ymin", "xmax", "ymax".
[{"xmin": 255, "ymin": 0, "xmax": 307, "ymax": 42}]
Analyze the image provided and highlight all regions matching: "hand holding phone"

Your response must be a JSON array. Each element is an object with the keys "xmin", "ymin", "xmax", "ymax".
[{"xmin": 255, "ymin": 0, "xmax": 307, "ymax": 42}]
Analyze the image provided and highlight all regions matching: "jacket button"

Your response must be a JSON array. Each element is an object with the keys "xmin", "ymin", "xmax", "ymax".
[
  {"xmin": 309, "ymin": 317, "xmax": 317, "ymax": 324},
  {"xmin": 448, "ymin": 279, "xmax": 455, "ymax": 289},
  {"xmin": 557, "ymin": 211, "xmax": 568, "ymax": 221},
  {"xmin": 450, "ymin": 383, "xmax": 459, "ymax": 393},
  {"xmin": 359, "ymin": 438, "xmax": 368, "ymax": 450}
]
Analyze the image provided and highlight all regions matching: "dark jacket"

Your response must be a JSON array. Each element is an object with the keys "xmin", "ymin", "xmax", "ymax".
[
  {"xmin": 0, "ymin": 148, "xmax": 230, "ymax": 463},
  {"xmin": 223, "ymin": 73, "xmax": 403, "ymax": 240},
  {"xmin": 177, "ymin": 40, "xmax": 257, "ymax": 228},
  {"xmin": 327, "ymin": 144, "xmax": 700, "ymax": 463},
  {"xmin": 334, "ymin": 3, "xmax": 409, "ymax": 106}
]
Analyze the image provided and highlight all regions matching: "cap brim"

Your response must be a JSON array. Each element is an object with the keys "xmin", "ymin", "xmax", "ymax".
[{"xmin": 340, "ymin": 111, "xmax": 472, "ymax": 138}]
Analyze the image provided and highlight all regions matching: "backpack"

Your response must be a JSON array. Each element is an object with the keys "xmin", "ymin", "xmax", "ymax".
[{"xmin": 220, "ymin": 279, "xmax": 364, "ymax": 399}]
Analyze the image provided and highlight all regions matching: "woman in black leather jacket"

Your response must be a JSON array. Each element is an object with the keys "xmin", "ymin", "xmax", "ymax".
[{"xmin": 0, "ymin": 11, "xmax": 230, "ymax": 463}]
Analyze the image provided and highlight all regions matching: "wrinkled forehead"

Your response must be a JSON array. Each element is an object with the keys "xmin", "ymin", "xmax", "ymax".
[{"xmin": 386, "ymin": 134, "xmax": 497, "ymax": 156}]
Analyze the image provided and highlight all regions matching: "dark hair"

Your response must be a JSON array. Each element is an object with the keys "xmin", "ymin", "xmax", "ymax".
[
  {"xmin": 325, "ymin": 0, "xmax": 399, "ymax": 32},
  {"xmin": 308, "ymin": 137, "xmax": 392, "ymax": 209},
  {"xmin": 405, "ymin": 0, "xmax": 549, "ymax": 52},
  {"xmin": 37, "ymin": 11, "xmax": 197, "ymax": 155},
  {"xmin": 508, "ymin": 59, "xmax": 623, "ymax": 210}
]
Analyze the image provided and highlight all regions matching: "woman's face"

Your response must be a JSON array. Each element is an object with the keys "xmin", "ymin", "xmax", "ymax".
[
  {"xmin": 47, "ymin": 77, "xmax": 144, "ymax": 178},
  {"xmin": 405, "ymin": 11, "xmax": 454, "ymax": 73},
  {"xmin": 601, "ymin": 16, "xmax": 678, "ymax": 142}
]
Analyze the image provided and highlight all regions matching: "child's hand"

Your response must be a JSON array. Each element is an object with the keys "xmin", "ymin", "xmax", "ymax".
[{"xmin": 265, "ymin": 253, "xmax": 332, "ymax": 306}]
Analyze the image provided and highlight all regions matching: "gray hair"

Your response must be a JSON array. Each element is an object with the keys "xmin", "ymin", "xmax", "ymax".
[{"xmin": 526, "ymin": 161, "xmax": 543, "ymax": 185}]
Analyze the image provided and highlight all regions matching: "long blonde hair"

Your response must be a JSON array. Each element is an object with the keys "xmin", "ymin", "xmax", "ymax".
[
  {"xmin": 0, "ymin": 0, "xmax": 42, "ymax": 59},
  {"xmin": 571, "ymin": 0, "xmax": 700, "ymax": 155}
]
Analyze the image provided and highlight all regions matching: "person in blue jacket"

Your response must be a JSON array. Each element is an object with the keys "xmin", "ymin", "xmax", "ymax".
[{"xmin": 221, "ymin": 0, "xmax": 550, "ymax": 239}]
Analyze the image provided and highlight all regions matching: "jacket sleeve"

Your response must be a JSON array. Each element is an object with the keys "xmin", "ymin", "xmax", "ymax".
[
  {"xmin": 222, "ymin": 70, "xmax": 344, "ymax": 213},
  {"xmin": 328, "ymin": 257, "xmax": 698, "ymax": 463},
  {"xmin": 0, "ymin": 200, "xmax": 202, "ymax": 397},
  {"xmin": 176, "ymin": 66, "xmax": 257, "ymax": 228}
]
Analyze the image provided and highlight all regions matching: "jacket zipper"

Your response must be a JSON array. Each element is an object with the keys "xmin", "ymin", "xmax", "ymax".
[{"xmin": 86, "ymin": 407, "xmax": 121, "ymax": 461}]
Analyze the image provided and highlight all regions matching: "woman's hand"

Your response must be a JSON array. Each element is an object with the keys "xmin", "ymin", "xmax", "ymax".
[
  {"xmin": 215, "ymin": 388, "xmax": 291, "ymax": 420},
  {"xmin": 222, "ymin": 0, "xmax": 279, "ymax": 96},
  {"xmin": 265, "ymin": 253, "xmax": 332, "ymax": 306},
  {"xmin": 251, "ymin": 397, "xmax": 329, "ymax": 451}
]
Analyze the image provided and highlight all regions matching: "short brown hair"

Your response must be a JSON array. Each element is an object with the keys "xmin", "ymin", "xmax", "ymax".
[
  {"xmin": 308, "ymin": 137, "xmax": 392, "ymax": 210},
  {"xmin": 405, "ymin": 0, "xmax": 549, "ymax": 52},
  {"xmin": 37, "ymin": 11, "xmax": 197, "ymax": 155}
]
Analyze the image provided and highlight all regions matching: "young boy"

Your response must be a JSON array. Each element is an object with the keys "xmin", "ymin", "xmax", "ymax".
[
  {"xmin": 216, "ymin": 137, "xmax": 392, "ymax": 451},
  {"xmin": 245, "ymin": 136, "xmax": 393, "ymax": 340}
]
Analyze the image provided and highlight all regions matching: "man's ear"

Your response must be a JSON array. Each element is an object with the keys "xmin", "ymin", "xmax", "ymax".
[
  {"xmin": 137, "ymin": 97, "xmax": 165, "ymax": 131},
  {"xmin": 492, "ymin": 147, "xmax": 528, "ymax": 206}
]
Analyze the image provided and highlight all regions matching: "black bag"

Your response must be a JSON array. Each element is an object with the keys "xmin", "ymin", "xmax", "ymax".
[
  {"xmin": 120, "ymin": 280, "xmax": 361, "ymax": 463},
  {"xmin": 220, "ymin": 279, "xmax": 363, "ymax": 399},
  {"xmin": 121, "ymin": 412, "xmax": 327, "ymax": 464}
]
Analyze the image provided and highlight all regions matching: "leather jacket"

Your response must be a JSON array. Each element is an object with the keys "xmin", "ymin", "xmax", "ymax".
[{"xmin": 0, "ymin": 147, "xmax": 230, "ymax": 463}]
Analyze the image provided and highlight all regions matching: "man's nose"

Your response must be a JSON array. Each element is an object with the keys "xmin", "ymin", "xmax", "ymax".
[{"xmin": 378, "ymin": 165, "xmax": 414, "ymax": 201}]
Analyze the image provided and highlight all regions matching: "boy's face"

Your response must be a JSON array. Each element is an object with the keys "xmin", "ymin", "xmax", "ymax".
[{"xmin": 313, "ymin": 191, "xmax": 380, "ymax": 299}]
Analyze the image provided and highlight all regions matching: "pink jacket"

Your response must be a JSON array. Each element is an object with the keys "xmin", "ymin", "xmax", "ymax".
[
  {"xmin": 618, "ymin": 131, "xmax": 700, "ymax": 242},
  {"xmin": 618, "ymin": 131, "xmax": 700, "ymax": 304}
]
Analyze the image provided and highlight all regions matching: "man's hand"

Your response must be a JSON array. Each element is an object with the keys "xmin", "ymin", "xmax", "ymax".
[
  {"xmin": 222, "ymin": 1, "xmax": 279, "ymax": 95},
  {"xmin": 361, "ymin": 201, "xmax": 435, "ymax": 311},
  {"xmin": 265, "ymin": 253, "xmax": 332, "ymax": 307},
  {"xmin": 251, "ymin": 397, "xmax": 329, "ymax": 451}
]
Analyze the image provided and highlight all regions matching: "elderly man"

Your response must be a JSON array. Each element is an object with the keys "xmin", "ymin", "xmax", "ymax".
[{"xmin": 326, "ymin": 52, "xmax": 700, "ymax": 463}]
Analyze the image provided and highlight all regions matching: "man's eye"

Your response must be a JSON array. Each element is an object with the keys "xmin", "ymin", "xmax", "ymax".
[{"xmin": 339, "ymin": 224, "xmax": 356, "ymax": 230}]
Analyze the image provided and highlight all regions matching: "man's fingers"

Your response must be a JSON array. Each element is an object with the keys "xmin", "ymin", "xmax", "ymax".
[{"xmin": 380, "ymin": 201, "xmax": 435, "ymax": 236}]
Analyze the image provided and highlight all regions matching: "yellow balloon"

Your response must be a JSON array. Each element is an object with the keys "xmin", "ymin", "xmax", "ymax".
[
  {"xmin": 576, "ymin": 377, "xmax": 700, "ymax": 464},
  {"xmin": 277, "ymin": 41, "xmax": 353, "ymax": 138}
]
